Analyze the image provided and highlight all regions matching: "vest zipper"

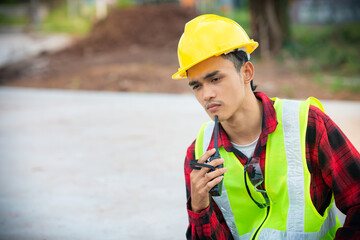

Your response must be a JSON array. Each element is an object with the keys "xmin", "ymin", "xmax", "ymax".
[{"xmin": 251, "ymin": 206, "xmax": 270, "ymax": 240}]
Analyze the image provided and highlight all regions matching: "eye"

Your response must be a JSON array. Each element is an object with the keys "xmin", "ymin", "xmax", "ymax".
[
  {"xmin": 211, "ymin": 77, "xmax": 220, "ymax": 82},
  {"xmin": 192, "ymin": 84, "xmax": 201, "ymax": 91}
]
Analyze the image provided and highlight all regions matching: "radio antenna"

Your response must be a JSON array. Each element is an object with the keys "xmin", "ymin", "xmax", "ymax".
[{"xmin": 213, "ymin": 115, "xmax": 220, "ymax": 158}]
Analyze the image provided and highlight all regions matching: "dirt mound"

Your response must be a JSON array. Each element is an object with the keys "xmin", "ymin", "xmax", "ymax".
[
  {"xmin": 1, "ymin": 4, "xmax": 359, "ymax": 100},
  {"xmin": 0, "ymin": 3, "xmax": 198, "ymax": 94},
  {"xmin": 65, "ymin": 3, "xmax": 197, "ymax": 56}
]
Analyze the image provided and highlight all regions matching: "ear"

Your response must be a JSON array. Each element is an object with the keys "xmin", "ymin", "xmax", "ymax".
[{"xmin": 241, "ymin": 61, "xmax": 254, "ymax": 84}]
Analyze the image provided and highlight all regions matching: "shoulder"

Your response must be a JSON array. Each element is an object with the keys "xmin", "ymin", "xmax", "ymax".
[
  {"xmin": 185, "ymin": 139, "xmax": 196, "ymax": 171},
  {"xmin": 308, "ymin": 103, "xmax": 335, "ymax": 129},
  {"xmin": 307, "ymin": 104, "xmax": 349, "ymax": 149},
  {"xmin": 186, "ymin": 139, "xmax": 196, "ymax": 158},
  {"xmin": 308, "ymin": 104, "xmax": 337, "ymax": 133},
  {"xmin": 306, "ymin": 104, "xmax": 337, "ymax": 148},
  {"xmin": 308, "ymin": 104, "xmax": 328, "ymax": 122}
]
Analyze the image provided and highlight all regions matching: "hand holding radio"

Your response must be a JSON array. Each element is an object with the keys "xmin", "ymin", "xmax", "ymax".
[
  {"xmin": 206, "ymin": 115, "xmax": 224, "ymax": 196},
  {"xmin": 189, "ymin": 115, "xmax": 227, "ymax": 212},
  {"xmin": 190, "ymin": 149, "xmax": 226, "ymax": 212}
]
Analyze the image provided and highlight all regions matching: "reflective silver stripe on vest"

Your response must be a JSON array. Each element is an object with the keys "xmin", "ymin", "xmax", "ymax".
[
  {"xmin": 213, "ymin": 184, "xmax": 241, "ymax": 240},
  {"xmin": 202, "ymin": 121, "xmax": 215, "ymax": 154},
  {"xmin": 282, "ymin": 100, "xmax": 305, "ymax": 232},
  {"xmin": 257, "ymin": 206, "xmax": 337, "ymax": 239},
  {"xmin": 239, "ymin": 229, "xmax": 255, "ymax": 240},
  {"xmin": 203, "ymin": 121, "xmax": 241, "ymax": 240}
]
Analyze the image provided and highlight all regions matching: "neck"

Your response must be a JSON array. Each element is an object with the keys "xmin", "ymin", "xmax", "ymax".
[{"xmin": 221, "ymin": 92, "xmax": 263, "ymax": 145}]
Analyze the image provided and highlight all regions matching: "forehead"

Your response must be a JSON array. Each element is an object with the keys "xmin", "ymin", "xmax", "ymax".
[{"xmin": 187, "ymin": 56, "xmax": 234, "ymax": 81}]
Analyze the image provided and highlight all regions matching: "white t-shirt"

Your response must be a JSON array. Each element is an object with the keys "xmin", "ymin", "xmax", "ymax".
[{"xmin": 231, "ymin": 138, "xmax": 259, "ymax": 159}]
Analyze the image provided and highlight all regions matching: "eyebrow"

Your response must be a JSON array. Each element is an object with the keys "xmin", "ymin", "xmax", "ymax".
[
  {"xmin": 188, "ymin": 70, "xmax": 220, "ymax": 87},
  {"xmin": 188, "ymin": 80, "xmax": 198, "ymax": 87},
  {"xmin": 204, "ymin": 70, "xmax": 219, "ymax": 80}
]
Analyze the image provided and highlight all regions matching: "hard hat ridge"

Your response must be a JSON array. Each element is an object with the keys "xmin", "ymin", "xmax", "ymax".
[{"xmin": 172, "ymin": 14, "xmax": 258, "ymax": 79}]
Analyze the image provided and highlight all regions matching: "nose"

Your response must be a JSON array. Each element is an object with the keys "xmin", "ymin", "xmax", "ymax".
[{"xmin": 202, "ymin": 84, "xmax": 216, "ymax": 102}]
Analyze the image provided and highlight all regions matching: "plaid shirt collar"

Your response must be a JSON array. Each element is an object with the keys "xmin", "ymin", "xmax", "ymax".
[{"xmin": 208, "ymin": 92, "xmax": 278, "ymax": 152}]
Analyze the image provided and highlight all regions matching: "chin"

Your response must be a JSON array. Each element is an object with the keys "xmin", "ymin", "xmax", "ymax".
[
  {"xmin": 207, "ymin": 112, "xmax": 221, "ymax": 122},
  {"xmin": 205, "ymin": 109, "xmax": 227, "ymax": 122}
]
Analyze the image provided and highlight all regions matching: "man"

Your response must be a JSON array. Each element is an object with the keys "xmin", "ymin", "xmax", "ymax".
[{"xmin": 172, "ymin": 14, "xmax": 360, "ymax": 239}]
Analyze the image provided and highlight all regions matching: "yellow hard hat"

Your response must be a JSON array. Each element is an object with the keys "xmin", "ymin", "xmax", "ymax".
[{"xmin": 172, "ymin": 14, "xmax": 259, "ymax": 79}]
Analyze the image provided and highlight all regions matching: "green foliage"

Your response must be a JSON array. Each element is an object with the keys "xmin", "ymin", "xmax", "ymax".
[
  {"xmin": 330, "ymin": 76, "xmax": 344, "ymax": 92},
  {"xmin": 283, "ymin": 23, "xmax": 360, "ymax": 93},
  {"xmin": 116, "ymin": 0, "xmax": 135, "ymax": 8},
  {"xmin": 0, "ymin": 15, "xmax": 27, "ymax": 26},
  {"xmin": 312, "ymin": 74, "xmax": 324, "ymax": 84},
  {"xmin": 280, "ymin": 86, "xmax": 295, "ymax": 98},
  {"xmin": 212, "ymin": 7, "xmax": 250, "ymax": 34},
  {"xmin": 41, "ymin": 2, "xmax": 95, "ymax": 35},
  {"xmin": 286, "ymin": 23, "xmax": 360, "ymax": 76},
  {"xmin": 224, "ymin": 8, "xmax": 250, "ymax": 34},
  {"xmin": 0, "ymin": 0, "xmax": 21, "ymax": 3},
  {"xmin": 0, "ymin": 1, "xmax": 28, "ymax": 26},
  {"xmin": 326, "ymin": 75, "xmax": 360, "ymax": 93}
]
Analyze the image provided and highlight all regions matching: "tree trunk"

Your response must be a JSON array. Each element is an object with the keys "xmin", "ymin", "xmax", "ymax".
[{"xmin": 250, "ymin": 0, "xmax": 290, "ymax": 58}]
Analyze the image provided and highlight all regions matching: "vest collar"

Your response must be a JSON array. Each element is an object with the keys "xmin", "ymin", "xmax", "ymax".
[{"xmin": 206, "ymin": 92, "xmax": 278, "ymax": 153}]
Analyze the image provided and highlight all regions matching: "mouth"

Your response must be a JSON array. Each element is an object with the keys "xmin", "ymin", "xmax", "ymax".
[{"xmin": 206, "ymin": 102, "xmax": 221, "ymax": 112}]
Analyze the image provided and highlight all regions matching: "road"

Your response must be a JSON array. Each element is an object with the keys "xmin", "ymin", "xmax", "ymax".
[{"xmin": 0, "ymin": 87, "xmax": 359, "ymax": 239}]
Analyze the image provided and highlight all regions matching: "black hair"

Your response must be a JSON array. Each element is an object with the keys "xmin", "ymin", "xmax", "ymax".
[{"xmin": 221, "ymin": 50, "xmax": 257, "ymax": 91}]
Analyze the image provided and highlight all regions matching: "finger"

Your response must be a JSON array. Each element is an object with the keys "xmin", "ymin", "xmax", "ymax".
[
  {"xmin": 206, "ymin": 176, "xmax": 224, "ymax": 192},
  {"xmin": 190, "ymin": 159, "xmax": 223, "ymax": 184},
  {"xmin": 205, "ymin": 167, "xmax": 227, "ymax": 181},
  {"xmin": 191, "ymin": 167, "xmax": 226, "ymax": 196},
  {"xmin": 206, "ymin": 158, "xmax": 224, "ymax": 168},
  {"xmin": 197, "ymin": 148, "xmax": 216, "ymax": 163},
  {"xmin": 197, "ymin": 158, "xmax": 224, "ymax": 176}
]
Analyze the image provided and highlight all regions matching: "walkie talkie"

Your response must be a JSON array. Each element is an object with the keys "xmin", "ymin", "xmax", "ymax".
[{"xmin": 207, "ymin": 115, "xmax": 223, "ymax": 196}]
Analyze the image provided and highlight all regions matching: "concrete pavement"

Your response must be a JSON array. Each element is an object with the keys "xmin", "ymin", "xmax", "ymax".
[
  {"xmin": 0, "ymin": 87, "xmax": 208, "ymax": 240},
  {"xmin": 0, "ymin": 87, "xmax": 359, "ymax": 239}
]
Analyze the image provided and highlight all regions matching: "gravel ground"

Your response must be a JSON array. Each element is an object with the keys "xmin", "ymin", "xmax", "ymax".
[{"xmin": 0, "ymin": 87, "xmax": 359, "ymax": 239}]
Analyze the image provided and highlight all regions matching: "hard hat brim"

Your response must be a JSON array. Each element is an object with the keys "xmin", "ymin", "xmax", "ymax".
[{"xmin": 172, "ymin": 41, "xmax": 259, "ymax": 80}]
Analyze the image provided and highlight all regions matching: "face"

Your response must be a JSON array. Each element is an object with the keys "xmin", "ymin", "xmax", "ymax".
[{"xmin": 188, "ymin": 56, "xmax": 252, "ymax": 122}]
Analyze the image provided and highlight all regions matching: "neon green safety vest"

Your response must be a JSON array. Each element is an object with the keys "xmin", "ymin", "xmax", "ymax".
[{"xmin": 195, "ymin": 98, "xmax": 342, "ymax": 240}]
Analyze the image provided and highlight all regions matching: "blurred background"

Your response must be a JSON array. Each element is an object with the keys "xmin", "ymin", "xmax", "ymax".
[
  {"xmin": 0, "ymin": 0, "xmax": 359, "ymax": 99},
  {"xmin": 0, "ymin": 1, "xmax": 359, "ymax": 239}
]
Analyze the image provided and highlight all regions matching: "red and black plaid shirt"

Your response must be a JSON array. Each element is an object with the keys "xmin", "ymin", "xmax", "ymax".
[{"xmin": 184, "ymin": 92, "xmax": 360, "ymax": 240}]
